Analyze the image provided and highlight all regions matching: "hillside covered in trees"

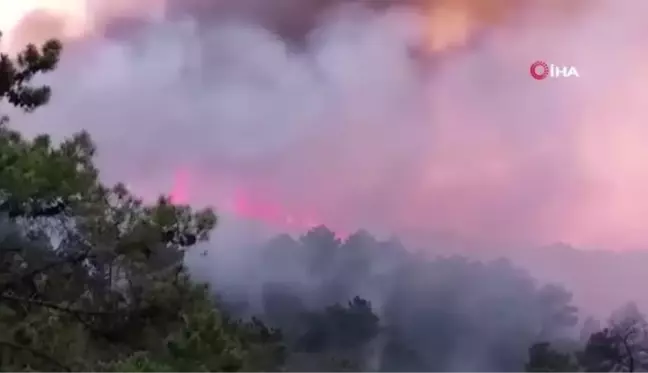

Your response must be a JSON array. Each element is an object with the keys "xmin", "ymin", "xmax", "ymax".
[{"xmin": 2, "ymin": 35, "xmax": 648, "ymax": 372}]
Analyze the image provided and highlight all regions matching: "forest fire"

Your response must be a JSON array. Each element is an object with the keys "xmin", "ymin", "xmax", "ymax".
[
  {"xmin": 170, "ymin": 168, "xmax": 325, "ymax": 233},
  {"xmin": 6, "ymin": 2, "xmax": 648, "ymax": 371},
  {"xmin": 5, "ymin": 0, "xmax": 648, "ymax": 250}
]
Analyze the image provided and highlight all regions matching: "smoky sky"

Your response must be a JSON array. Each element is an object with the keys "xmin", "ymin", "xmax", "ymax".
[
  {"xmin": 160, "ymin": 0, "xmax": 531, "ymax": 46},
  {"xmin": 4, "ymin": 0, "xmax": 648, "ymax": 252}
]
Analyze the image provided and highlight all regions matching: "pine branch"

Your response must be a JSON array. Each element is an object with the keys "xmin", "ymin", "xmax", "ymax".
[{"xmin": 0, "ymin": 339, "xmax": 71, "ymax": 371}]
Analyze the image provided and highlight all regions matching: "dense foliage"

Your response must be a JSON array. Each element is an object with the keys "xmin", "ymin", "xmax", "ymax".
[
  {"xmin": 0, "ymin": 34, "xmax": 285, "ymax": 372},
  {"xmin": 1, "ymin": 34, "xmax": 645, "ymax": 372}
]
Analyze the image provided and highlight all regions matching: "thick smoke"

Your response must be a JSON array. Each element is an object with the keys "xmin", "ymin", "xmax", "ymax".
[
  {"xmin": 189, "ymin": 227, "xmax": 582, "ymax": 371},
  {"xmin": 4, "ymin": 0, "xmax": 648, "ymax": 319},
  {"xmin": 6, "ymin": 0, "xmax": 648, "ymax": 248}
]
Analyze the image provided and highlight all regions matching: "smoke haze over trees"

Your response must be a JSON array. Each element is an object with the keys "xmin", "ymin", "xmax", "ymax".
[{"xmin": 187, "ymin": 225, "xmax": 648, "ymax": 371}]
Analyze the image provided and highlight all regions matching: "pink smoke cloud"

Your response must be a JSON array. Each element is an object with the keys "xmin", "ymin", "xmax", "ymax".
[{"xmin": 5, "ymin": 0, "xmax": 648, "ymax": 252}]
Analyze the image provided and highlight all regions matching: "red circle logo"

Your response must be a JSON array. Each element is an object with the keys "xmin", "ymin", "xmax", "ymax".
[{"xmin": 530, "ymin": 61, "xmax": 549, "ymax": 80}]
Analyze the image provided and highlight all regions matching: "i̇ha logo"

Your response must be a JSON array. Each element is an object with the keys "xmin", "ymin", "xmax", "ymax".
[{"xmin": 530, "ymin": 61, "xmax": 580, "ymax": 80}]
